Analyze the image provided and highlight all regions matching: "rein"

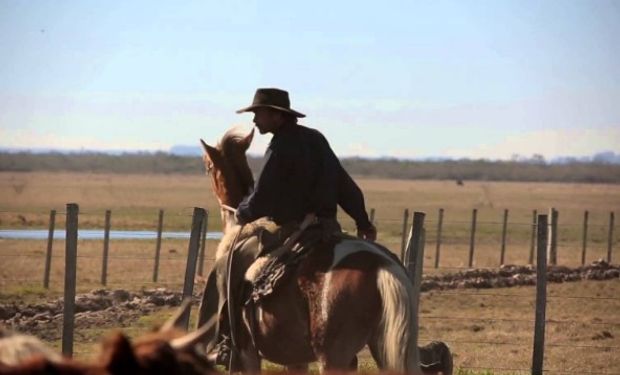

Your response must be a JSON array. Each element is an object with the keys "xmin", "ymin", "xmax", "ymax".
[
  {"xmin": 221, "ymin": 204, "xmax": 237, "ymax": 214},
  {"xmin": 222, "ymin": 202, "xmax": 243, "ymax": 372}
]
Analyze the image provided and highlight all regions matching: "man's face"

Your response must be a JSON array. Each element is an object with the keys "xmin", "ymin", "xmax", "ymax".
[{"xmin": 252, "ymin": 107, "xmax": 283, "ymax": 134}]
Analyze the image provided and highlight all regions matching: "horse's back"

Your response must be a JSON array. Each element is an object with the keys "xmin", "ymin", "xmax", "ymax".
[{"xmin": 249, "ymin": 236, "xmax": 403, "ymax": 368}]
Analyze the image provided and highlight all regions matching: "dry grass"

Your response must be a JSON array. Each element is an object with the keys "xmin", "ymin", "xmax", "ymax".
[
  {"xmin": 1, "ymin": 173, "xmax": 618, "ymax": 269},
  {"xmin": 417, "ymin": 280, "xmax": 620, "ymax": 374},
  {"xmin": 0, "ymin": 238, "xmax": 220, "ymax": 293},
  {"xmin": 1, "ymin": 172, "xmax": 619, "ymax": 374}
]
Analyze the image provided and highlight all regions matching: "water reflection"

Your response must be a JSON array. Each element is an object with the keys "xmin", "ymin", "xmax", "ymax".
[{"xmin": 0, "ymin": 229, "xmax": 223, "ymax": 240}]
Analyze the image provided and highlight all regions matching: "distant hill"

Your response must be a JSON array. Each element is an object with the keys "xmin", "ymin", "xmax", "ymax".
[
  {"xmin": 1, "ymin": 150, "xmax": 620, "ymax": 183},
  {"xmin": 169, "ymin": 145, "xmax": 204, "ymax": 156}
]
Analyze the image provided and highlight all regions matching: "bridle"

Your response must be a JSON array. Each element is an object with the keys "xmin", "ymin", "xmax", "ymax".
[{"xmin": 221, "ymin": 204, "xmax": 237, "ymax": 214}]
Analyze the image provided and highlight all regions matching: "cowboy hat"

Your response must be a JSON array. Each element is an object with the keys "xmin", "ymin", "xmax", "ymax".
[{"xmin": 236, "ymin": 88, "xmax": 306, "ymax": 118}]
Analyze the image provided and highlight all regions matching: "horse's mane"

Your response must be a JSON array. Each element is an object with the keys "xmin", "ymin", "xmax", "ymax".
[
  {"xmin": 215, "ymin": 218, "xmax": 280, "ymax": 260},
  {"xmin": 219, "ymin": 127, "xmax": 247, "ymax": 157},
  {"xmin": 217, "ymin": 127, "xmax": 255, "ymax": 197}
]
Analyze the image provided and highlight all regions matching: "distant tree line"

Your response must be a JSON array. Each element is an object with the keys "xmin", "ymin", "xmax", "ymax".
[
  {"xmin": 1, "ymin": 152, "xmax": 619, "ymax": 183},
  {"xmin": 340, "ymin": 157, "xmax": 620, "ymax": 183}
]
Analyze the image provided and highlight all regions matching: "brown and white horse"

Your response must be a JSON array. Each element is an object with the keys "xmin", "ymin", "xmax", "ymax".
[{"xmin": 200, "ymin": 128, "xmax": 430, "ymax": 374}]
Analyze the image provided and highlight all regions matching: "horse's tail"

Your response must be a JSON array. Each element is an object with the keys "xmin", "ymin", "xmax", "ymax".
[{"xmin": 375, "ymin": 261, "xmax": 422, "ymax": 374}]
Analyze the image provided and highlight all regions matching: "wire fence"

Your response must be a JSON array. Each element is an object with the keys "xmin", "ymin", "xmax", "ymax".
[{"xmin": 1, "ymin": 206, "xmax": 619, "ymax": 374}]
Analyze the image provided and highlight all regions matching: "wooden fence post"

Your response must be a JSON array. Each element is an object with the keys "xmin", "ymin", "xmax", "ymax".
[
  {"xmin": 529, "ymin": 210, "xmax": 537, "ymax": 264},
  {"xmin": 179, "ymin": 207, "xmax": 205, "ymax": 330},
  {"xmin": 468, "ymin": 209, "xmax": 477, "ymax": 268},
  {"xmin": 532, "ymin": 214, "xmax": 548, "ymax": 375},
  {"xmin": 547, "ymin": 208, "xmax": 558, "ymax": 265},
  {"xmin": 62, "ymin": 203, "xmax": 79, "ymax": 357},
  {"xmin": 153, "ymin": 209, "xmax": 164, "ymax": 283},
  {"xmin": 581, "ymin": 210, "xmax": 589, "ymax": 266},
  {"xmin": 434, "ymin": 208, "xmax": 444, "ymax": 268},
  {"xmin": 400, "ymin": 208, "xmax": 410, "ymax": 263},
  {"xmin": 43, "ymin": 209, "xmax": 56, "ymax": 289},
  {"xmin": 101, "ymin": 209, "xmax": 111, "ymax": 286},
  {"xmin": 406, "ymin": 212, "xmax": 426, "ymax": 278},
  {"xmin": 198, "ymin": 211, "xmax": 209, "ymax": 277},
  {"xmin": 500, "ymin": 209, "xmax": 508, "ymax": 266},
  {"xmin": 608, "ymin": 211, "xmax": 615, "ymax": 264},
  {"xmin": 369, "ymin": 208, "xmax": 375, "ymax": 224},
  {"xmin": 404, "ymin": 211, "xmax": 424, "ymax": 373}
]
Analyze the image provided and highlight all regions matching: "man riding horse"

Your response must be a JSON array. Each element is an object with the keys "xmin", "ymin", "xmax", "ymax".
[{"xmin": 199, "ymin": 88, "xmax": 377, "ymax": 367}]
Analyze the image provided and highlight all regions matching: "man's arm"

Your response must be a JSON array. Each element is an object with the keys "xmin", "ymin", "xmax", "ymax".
[
  {"xmin": 236, "ymin": 148, "xmax": 280, "ymax": 224},
  {"xmin": 308, "ymin": 129, "xmax": 376, "ymax": 240},
  {"xmin": 337, "ymin": 166, "xmax": 376, "ymax": 240},
  {"xmin": 306, "ymin": 132, "xmax": 339, "ymax": 216}
]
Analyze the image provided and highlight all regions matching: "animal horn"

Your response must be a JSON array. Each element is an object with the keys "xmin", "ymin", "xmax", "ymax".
[
  {"xmin": 159, "ymin": 298, "xmax": 192, "ymax": 332},
  {"xmin": 169, "ymin": 315, "xmax": 218, "ymax": 351}
]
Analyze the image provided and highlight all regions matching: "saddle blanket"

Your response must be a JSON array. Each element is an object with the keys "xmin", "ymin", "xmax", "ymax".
[{"xmin": 248, "ymin": 226, "xmax": 327, "ymax": 303}]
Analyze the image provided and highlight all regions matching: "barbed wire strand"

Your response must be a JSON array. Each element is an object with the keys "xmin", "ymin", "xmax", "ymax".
[
  {"xmin": 424, "ymin": 291, "xmax": 620, "ymax": 301},
  {"xmin": 420, "ymin": 315, "xmax": 620, "ymax": 326},
  {"xmin": 459, "ymin": 365, "xmax": 620, "ymax": 375}
]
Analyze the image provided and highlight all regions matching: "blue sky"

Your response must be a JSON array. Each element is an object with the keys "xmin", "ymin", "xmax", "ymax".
[{"xmin": 1, "ymin": 0, "xmax": 619, "ymax": 159}]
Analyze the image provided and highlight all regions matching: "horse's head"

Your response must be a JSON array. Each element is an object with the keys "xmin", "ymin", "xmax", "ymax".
[{"xmin": 200, "ymin": 128, "xmax": 254, "ymax": 230}]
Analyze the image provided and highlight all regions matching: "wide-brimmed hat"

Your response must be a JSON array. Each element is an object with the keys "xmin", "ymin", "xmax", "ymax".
[{"xmin": 236, "ymin": 88, "xmax": 306, "ymax": 118}]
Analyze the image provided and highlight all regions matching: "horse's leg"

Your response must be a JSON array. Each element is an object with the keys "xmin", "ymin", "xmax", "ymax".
[
  {"xmin": 237, "ymin": 348, "xmax": 260, "ymax": 374},
  {"xmin": 235, "ymin": 300, "xmax": 264, "ymax": 374},
  {"xmin": 196, "ymin": 265, "xmax": 223, "ymax": 352},
  {"xmin": 349, "ymin": 355, "xmax": 358, "ymax": 370},
  {"xmin": 286, "ymin": 363, "xmax": 309, "ymax": 373},
  {"xmin": 312, "ymin": 257, "xmax": 382, "ymax": 372},
  {"xmin": 367, "ymin": 331, "xmax": 385, "ymax": 369},
  {"xmin": 316, "ymin": 353, "xmax": 357, "ymax": 373}
]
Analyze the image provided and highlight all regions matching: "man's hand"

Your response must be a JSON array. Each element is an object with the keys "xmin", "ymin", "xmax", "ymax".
[{"xmin": 357, "ymin": 224, "xmax": 377, "ymax": 242}]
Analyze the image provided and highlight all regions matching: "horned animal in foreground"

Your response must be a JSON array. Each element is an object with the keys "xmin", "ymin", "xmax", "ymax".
[{"xmin": 0, "ymin": 299, "xmax": 217, "ymax": 375}]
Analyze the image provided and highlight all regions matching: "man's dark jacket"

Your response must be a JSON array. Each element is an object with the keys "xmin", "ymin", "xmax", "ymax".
[{"xmin": 236, "ymin": 122, "xmax": 372, "ymax": 230}]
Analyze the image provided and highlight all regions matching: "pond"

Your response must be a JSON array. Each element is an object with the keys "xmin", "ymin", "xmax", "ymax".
[{"xmin": 0, "ymin": 229, "xmax": 223, "ymax": 240}]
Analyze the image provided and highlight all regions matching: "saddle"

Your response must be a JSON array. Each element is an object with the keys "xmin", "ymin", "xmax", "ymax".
[
  {"xmin": 241, "ymin": 218, "xmax": 406, "ymax": 304},
  {"xmin": 246, "ymin": 223, "xmax": 327, "ymax": 303}
]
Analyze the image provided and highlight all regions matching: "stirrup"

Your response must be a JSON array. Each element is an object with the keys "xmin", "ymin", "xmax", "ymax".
[{"xmin": 209, "ymin": 335, "xmax": 231, "ymax": 367}]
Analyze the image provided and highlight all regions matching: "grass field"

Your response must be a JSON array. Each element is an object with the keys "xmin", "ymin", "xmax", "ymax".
[
  {"xmin": 1, "ymin": 171, "xmax": 619, "ymax": 374},
  {"xmin": 1, "ymin": 171, "xmax": 618, "ymax": 269}
]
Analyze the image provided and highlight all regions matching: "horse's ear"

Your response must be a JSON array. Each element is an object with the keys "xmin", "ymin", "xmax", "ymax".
[
  {"xmin": 200, "ymin": 139, "xmax": 220, "ymax": 163},
  {"xmin": 239, "ymin": 129, "xmax": 254, "ymax": 151},
  {"xmin": 100, "ymin": 332, "xmax": 140, "ymax": 374}
]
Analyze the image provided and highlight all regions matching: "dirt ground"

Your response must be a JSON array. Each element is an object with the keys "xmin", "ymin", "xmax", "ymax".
[{"xmin": 1, "ymin": 261, "xmax": 618, "ymax": 374}]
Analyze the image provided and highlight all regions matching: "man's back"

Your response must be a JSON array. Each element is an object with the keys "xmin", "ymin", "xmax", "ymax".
[
  {"xmin": 237, "ymin": 121, "xmax": 372, "ymax": 232},
  {"xmin": 237, "ymin": 122, "xmax": 332, "ymax": 224}
]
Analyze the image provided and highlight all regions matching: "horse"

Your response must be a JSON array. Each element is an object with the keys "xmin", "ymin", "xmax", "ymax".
[{"xmin": 199, "ymin": 127, "xmax": 451, "ymax": 374}]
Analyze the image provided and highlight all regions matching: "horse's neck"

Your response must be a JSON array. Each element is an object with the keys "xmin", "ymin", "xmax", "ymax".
[{"xmin": 220, "ymin": 209, "xmax": 237, "ymax": 232}]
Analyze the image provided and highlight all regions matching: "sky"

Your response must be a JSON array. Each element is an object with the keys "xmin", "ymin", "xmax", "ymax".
[{"xmin": 1, "ymin": 0, "xmax": 619, "ymax": 160}]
